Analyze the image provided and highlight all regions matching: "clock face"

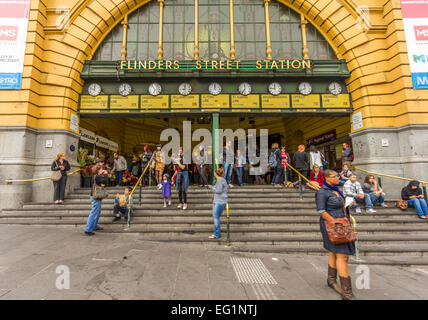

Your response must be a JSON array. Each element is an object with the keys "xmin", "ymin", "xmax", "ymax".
[
  {"xmin": 88, "ymin": 83, "xmax": 101, "ymax": 96},
  {"xmin": 268, "ymin": 82, "xmax": 282, "ymax": 96},
  {"xmin": 298, "ymin": 82, "xmax": 312, "ymax": 95},
  {"xmin": 208, "ymin": 82, "xmax": 222, "ymax": 96},
  {"xmin": 328, "ymin": 82, "xmax": 342, "ymax": 95},
  {"xmin": 118, "ymin": 83, "xmax": 132, "ymax": 96},
  {"xmin": 178, "ymin": 83, "xmax": 192, "ymax": 96},
  {"xmin": 148, "ymin": 83, "xmax": 162, "ymax": 96},
  {"xmin": 239, "ymin": 82, "xmax": 252, "ymax": 96}
]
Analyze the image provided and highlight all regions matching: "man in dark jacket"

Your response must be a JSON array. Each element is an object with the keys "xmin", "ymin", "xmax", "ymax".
[
  {"xmin": 342, "ymin": 142, "xmax": 353, "ymax": 163},
  {"xmin": 293, "ymin": 145, "xmax": 309, "ymax": 189},
  {"xmin": 401, "ymin": 180, "xmax": 428, "ymax": 218}
]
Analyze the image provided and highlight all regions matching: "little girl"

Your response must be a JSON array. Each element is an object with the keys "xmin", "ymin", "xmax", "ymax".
[{"xmin": 161, "ymin": 173, "xmax": 172, "ymax": 207}]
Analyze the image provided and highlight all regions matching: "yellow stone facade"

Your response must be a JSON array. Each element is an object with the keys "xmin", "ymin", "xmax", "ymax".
[{"xmin": 1, "ymin": 0, "xmax": 427, "ymax": 131}]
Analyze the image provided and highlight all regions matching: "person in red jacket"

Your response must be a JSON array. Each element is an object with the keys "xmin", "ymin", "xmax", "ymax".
[{"xmin": 309, "ymin": 164, "xmax": 325, "ymax": 190}]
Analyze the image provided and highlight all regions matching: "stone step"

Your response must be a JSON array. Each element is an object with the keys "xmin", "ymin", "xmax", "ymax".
[
  {"xmin": 1, "ymin": 218, "xmax": 427, "ymax": 233},
  {"xmin": 207, "ymin": 243, "xmax": 428, "ymax": 256}
]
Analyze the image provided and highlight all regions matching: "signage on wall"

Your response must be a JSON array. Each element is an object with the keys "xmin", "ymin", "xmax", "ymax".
[
  {"xmin": 307, "ymin": 130, "xmax": 337, "ymax": 146},
  {"xmin": 79, "ymin": 93, "xmax": 352, "ymax": 114},
  {"xmin": 0, "ymin": 0, "xmax": 31, "ymax": 89},
  {"xmin": 352, "ymin": 111, "xmax": 363, "ymax": 130},
  {"xmin": 70, "ymin": 112, "xmax": 79, "ymax": 133},
  {"xmin": 120, "ymin": 59, "xmax": 311, "ymax": 72},
  {"xmin": 401, "ymin": 0, "xmax": 428, "ymax": 89}
]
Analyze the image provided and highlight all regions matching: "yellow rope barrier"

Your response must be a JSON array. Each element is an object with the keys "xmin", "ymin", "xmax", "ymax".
[
  {"xmin": 5, "ymin": 168, "xmax": 82, "ymax": 184},
  {"xmin": 353, "ymin": 166, "xmax": 428, "ymax": 185},
  {"xmin": 286, "ymin": 163, "xmax": 321, "ymax": 191}
]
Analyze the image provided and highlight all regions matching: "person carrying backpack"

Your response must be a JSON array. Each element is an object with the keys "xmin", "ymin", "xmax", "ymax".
[
  {"xmin": 293, "ymin": 144, "xmax": 309, "ymax": 190},
  {"xmin": 269, "ymin": 143, "xmax": 282, "ymax": 187}
]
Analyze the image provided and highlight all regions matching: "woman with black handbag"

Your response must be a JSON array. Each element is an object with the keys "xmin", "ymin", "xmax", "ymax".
[
  {"xmin": 84, "ymin": 165, "xmax": 109, "ymax": 236},
  {"xmin": 51, "ymin": 152, "xmax": 70, "ymax": 204},
  {"xmin": 316, "ymin": 169, "xmax": 356, "ymax": 300}
]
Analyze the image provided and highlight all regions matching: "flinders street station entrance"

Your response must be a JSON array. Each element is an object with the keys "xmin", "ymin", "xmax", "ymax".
[{"xmin": 78, "ymin": 0, "xmax": 353, "ymax": 172}]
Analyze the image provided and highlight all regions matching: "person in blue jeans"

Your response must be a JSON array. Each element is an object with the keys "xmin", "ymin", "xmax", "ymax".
[
  {"xmin": 222, "ymin": 140, "xmax": 234, "ymax": 187},
  {"xmin": 401, "ymin": 180, "xmax": 428, "ymax": 219},
  {"xmin": 234, "ymin": 149, "xmax": 245, "ymax": 186},
  {"xmin": 208, "ymin": 168, "xmax": 229, "ymax": 239},
  {"xmin": 84, "ymin": 165, "xmax": 109, "ymax": 236},
  {"xmin": 362, "ymin": 175, "xmax": 388, "ymax": 208},
  {"xmin": 269, "ymin": 142, "xmax": 282, "ymax": 186}
]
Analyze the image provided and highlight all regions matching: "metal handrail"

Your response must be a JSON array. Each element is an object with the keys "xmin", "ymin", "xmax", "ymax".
[
  {"xmin": 5, "ymin": 168, "xmax": 82, "ymax": 184},
  {"xmin": 353, "ymin": 166, "xmax": 428, "ymax": 185},
  {"xmin": 285, "ymin": 163, "xmax": 321, "ymax": 191},
  {"xmin": 126, "ymin": 153, "xmax": 155, "ymax": 228},
  {"xmin": 226, "ymin": 202, "xmax": 231, "ymax": 247}
]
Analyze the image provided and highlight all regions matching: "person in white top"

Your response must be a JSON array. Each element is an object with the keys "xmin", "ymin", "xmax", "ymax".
[{"xmin": 309, "ymin": 145, "xmax": 323, "ymax": 171}]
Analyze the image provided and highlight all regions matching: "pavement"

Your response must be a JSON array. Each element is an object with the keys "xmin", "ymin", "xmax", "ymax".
[{"xmin": 1, "ymin": 225, "xmax": 428, "ymax": 300}]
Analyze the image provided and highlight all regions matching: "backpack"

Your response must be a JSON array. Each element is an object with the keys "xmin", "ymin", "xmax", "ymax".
[
  {"xmin": 268, "ymin": 150, "xmax": 278, "ymax": 168},
  {"xmin": 320, "ymin": 152, "xmax": 329, "ymax": 168}
]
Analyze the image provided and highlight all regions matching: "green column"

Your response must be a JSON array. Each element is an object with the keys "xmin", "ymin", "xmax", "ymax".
[{"xmin": 212, "ymin": 113, "xmax": 220, "ymax": 184}]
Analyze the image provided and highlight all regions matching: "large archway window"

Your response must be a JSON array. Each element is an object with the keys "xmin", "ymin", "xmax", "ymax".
[{"xmin": 93, "ymin": 0, "xmax": 337, "ymax": 61}]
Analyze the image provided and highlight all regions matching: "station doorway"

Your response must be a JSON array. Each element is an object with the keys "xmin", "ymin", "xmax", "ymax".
[{"xmin": 78, "ymin": 114, "xmax": 351, "ymax": 186}]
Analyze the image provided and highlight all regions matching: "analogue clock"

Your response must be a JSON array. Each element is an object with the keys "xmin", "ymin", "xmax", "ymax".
[
  {"xmin": 118, "ymin": 83, "xmax": 132, "ymax": 96},
  {"xmin": 88, "ymin": 83, "xmax": 102, "ymax": 96},
  {"xmin": 148, "ymin": 83, "xmax": 162, "ymax": 96},
  {"xmin": 328, "ymin": 82, "xmax": 342, "ymax": 95},
  {"xmin": 298, "ymin": 82, "xmax": 312, "ymax": 95},
  {"xmin": 239, "ymin": 82, "xmax": 252, "ymax": 96},
  {"xmin": 179, "ymin": 83, "xmax": 192, "ymax": 96},
  {"xmin": 208, "ymin": 82, "xmax": 222, "ymax": 96},
  {"xmin": 268, "ymin": 82, "xmax": 282, "ymax": 96}
]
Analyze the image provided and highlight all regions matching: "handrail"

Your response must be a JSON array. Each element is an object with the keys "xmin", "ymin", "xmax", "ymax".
[
  {"xmin": 126, "ymin": 153, "xmax": 155, "ymax": 228},
  {"xmin": 286, "ymin": 163, "xmax": 321, "ymax": 191},
  {"xmin": 5, "ymin": 168, "xmax": 82, "ymax": 184},
  {"xmin": 353, "ymin": 166, "xmax": 428, "ymax": 185},
  {"xmin": 226, "ymin": 202, "xmax": 231, "ymax": 247}
]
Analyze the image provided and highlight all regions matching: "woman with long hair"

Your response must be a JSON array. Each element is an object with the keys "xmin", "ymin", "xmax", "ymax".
[
  {"xmin": 208, "ymin": 168, "xmax": 228, "ymax": 239},
  {"xmin": 51, "ymin": 152, "xmax": 70, "ymax": 204},
  {"xmin": 309, "ymin": 164, "xmax": 325, "ymax": 190},
  {"xmin": 153, "ymin": 144, "xmax": 165, "ymax": 186},
  {"xmin": 84, "ymin": 165, "xmax": 109, "ymax": 236},
  {"xmin": 316, "ymin": 169, "xmax": 356, "ymax": 300}
]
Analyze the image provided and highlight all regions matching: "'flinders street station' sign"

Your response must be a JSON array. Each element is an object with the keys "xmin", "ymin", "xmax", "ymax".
[{"xmin": 120, "ymin": 59, "xmax": 311, "ymax": 72}]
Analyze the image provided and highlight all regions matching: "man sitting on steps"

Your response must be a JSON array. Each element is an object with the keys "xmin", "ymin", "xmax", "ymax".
[
  {"xmin": 113, "ymin": 187, "xmax": 134, "ymax": 221},
  {"xmin": 343, "ymin": 173, "xmax": 376, "ymax": 214}
]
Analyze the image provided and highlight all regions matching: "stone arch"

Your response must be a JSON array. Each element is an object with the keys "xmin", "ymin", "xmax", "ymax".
[{"xmin": 64, "ymin": 0, "xmax": 364, "ymax": 78}]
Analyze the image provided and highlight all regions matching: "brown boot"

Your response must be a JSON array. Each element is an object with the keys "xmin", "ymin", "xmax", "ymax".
[
  {"xmin": 327, "ymin": 266, "xmax": 342, "ymax": 295},
  {"xmin": 339, "ymin": 276, "xmax": 355, "ymax": 300}
]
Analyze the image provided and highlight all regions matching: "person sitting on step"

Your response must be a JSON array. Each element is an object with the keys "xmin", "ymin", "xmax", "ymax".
[
  {"xmin": 338, "ymin": 162, "xmax": 353, "ymax": 187},
  {"xmin": 362, "ymin": 175, "xmax": 387, "ymax": 208},
  {"xmin": 401, "ymin": 180, "xmax": 428, "ymax": 219},
  {"xmin": 343, "ymin": 174, "xmax": 376, "ymax": 214},
  {"xmin": 113, "ymin": 187, "xmax": 134, "ymax": 221}
]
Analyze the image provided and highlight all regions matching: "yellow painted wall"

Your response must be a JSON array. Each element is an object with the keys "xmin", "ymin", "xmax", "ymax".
[{"xmin": 0, "ymin": 0, "xmax": 427, "ymax": 132}]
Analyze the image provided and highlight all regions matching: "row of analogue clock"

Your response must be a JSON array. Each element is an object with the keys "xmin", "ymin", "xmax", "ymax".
[{"xmin": 87, "ymin": 81, "xmax": 343, "ymax": 97}]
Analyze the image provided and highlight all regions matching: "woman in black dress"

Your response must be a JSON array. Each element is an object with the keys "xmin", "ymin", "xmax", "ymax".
[
  {"xmin": 316, "ymin": 169, "xmax": 356, "ymax": 300},
  {"xmin": 51, "ymin": 152, "xmax": 71, "ymax": 204}
]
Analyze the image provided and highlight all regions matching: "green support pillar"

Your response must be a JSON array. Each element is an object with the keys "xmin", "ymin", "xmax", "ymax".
[{"xmin": 212, "ymin": 113, "xmax": 220, "ymax": 184}]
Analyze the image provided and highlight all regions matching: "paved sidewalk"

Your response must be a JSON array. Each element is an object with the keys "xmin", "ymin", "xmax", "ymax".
[{"xmin": 1, "ymin": 225, "xmax": 428, "ymax": 300}]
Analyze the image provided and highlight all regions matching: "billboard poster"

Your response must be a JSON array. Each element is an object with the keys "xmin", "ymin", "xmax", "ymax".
[
  {"xmin": 0, "ymin": 0, "xmax": 31, "ymax": 89},
  {"xmin": 401, "ymin": 0, "xmax": 428, "ymax": 89}
]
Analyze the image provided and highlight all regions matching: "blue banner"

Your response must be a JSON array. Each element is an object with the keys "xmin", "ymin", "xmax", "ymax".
[
  {"xmin": 0, "ymin": 73, "xmax": 22, "ymax": 89},
  {"xmin": 412, "ymin": 72, "xmax": 428, "ymax": 89}
]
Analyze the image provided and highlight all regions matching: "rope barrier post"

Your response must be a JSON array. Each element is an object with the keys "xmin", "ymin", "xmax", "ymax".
[
  {"xmin": 284, "ymin": 166, "xmax": 288, "ymax": 186},
  {"xmin": 377, "ymin": 175, "xmax": 382, "ymax": 189},
  {"xmin": 139, "ymin": 180, "xmax": 142, "ymax": 207},
  {"xmin": 298, "ymin": 175, "xmax": 303, "ymax": 200},
  {"xmin": 350, "ymin": 215, "xmax": 360, "ymax": 261},
  {"xmin": 423, "ymin": 183, "xmax": 427, "ymax": 201},
  {"xmin": 127, "ymin": 194, "xmax": 131, "ymax": 228},
  {"xmin": 226, "ymin": 202, "xmax": 231, "ymax": 247}
]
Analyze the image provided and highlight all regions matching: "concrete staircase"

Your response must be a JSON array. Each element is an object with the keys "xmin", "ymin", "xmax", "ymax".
[{"xmin": 2, "ymin": 186, "xmax": 428, "ymax": 257}]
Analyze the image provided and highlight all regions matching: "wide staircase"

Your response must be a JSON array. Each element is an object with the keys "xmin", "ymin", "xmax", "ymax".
[{"xmin": 1, "ymin": 185, "xmax": 428, "ymax": 257}]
